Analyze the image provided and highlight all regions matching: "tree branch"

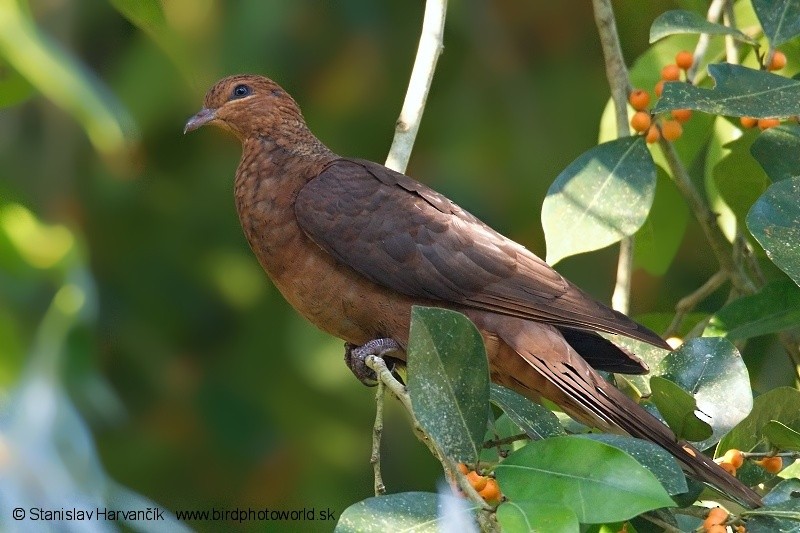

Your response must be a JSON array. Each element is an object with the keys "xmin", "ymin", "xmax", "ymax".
[
  {"xmin": 591, "ymin": 0, "xmax": 634, "ymax": 313},
  {"xmin": 385, "ymin": 0, "xmax": 447, "ymax": 173},
  {"xmin": 370, "ymin": 381, "xmax": 387, "ymax": 496}
]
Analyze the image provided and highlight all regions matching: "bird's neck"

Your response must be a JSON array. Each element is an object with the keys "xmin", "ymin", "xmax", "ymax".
[{"xmin": 233, "ymin": 133, "xmax": 335, "ymax": 276}]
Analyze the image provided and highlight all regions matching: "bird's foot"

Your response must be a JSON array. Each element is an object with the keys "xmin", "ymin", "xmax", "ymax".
[{"xmin": 344, "ymin": 338, "xmax": 401, "ymax": 387}]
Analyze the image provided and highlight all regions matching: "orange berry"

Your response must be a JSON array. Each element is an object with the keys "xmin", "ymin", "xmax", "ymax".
[
  {"xmin": 466, "ymin": 470, "xmax": 487, "ymax": 491},
  {"xmin": 703, "ymin": 507, "xmax": 729, "ymax": 528},
  {"xmin": 630, "ymin": 111, "xmax": 651, "ymax": 132},
  {"xmin": 719, "ymin": 461, "xmax": 737, "ymax": 476},
  {"xmin": 661, "ymin": 119, "xmax": 683, "ymax": 141},
  {"xmin": 457, "ymin": 463, "xmax": 469, "ymax": 475},
  {"xmin": 769, "ymin": 50, "xmax": 787, "ymax": 71},
  {"xmin": 722, "ymin": 449, "xmax": 745, "ymax": 469},
  {"xmin": 628, "ymin": 89, "xmax": 650, "ymax": 111},
  {"xmin": 661, "ymin": 64, "xmax": 681, "ymax": 81},
  {"xmin": 676, "ymin": 50, "xmax": 694, "ymax": 70},
  {"xmin": 735, "ymin": 526, "xmax": 746, "ymax": 533},
  {"xmin": 740, "ymin": 116, "xmax": 758, "ymax": 129},
  {"xmin": 654, "ymin": 80, "xmax": 665, "ymax": 97},
  {"xmin": 758, "ymin": 118, "xmax": 781, "ymax": 130},
  {"xmin": 645, "ymin": 125, "xmax": 660, "ymax": 143},
  {"xmin": 671, "ymin": 109, "xmax": 692, "ymax": 123},
  {"xmin": 478, "ymin": 478, "xmax": 502, "ymax": 504},
  {"xmin": 757, "ymin": 456, "xmax": 783, "ymax": 474}
]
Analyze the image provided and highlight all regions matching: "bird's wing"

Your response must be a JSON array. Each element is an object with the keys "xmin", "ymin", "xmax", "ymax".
[{"xmin": 295, "ymin": 158, "xmax": 669, "ymax": 350}]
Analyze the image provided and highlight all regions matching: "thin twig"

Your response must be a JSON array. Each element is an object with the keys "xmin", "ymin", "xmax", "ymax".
[
  {"xmin": 640, "ymin": 512, "xmax": 684, "ymax": 533},
  {"xmin": 385, "ymin": 0, "xmax": 447, "ymax": 173},
  {"xmin": 364, "ymin": 356, "xmax": 494, "ymax": 513},
  {"xmin": 664, "ymin": 271, "xmax": 727, "ymax": 338},
  {"xmin": 592, "ymin": 0, "xmax": 634, "ymax": 313},
  {"xmin": 657, "ymin": 137, "xmax": 756, "ymax": 295},
  {"xmin": 688, "ymin": 0, "xmax": 727, "ymax": 83},
  {"xmin": 371, "ymin": 380, "xmax": 387, "ymax": 496},
  {"xmin": 722, "ymin": 1, "xmax": 740, "ymax": 63},
  {"xmin": 482, "ymin": 432, "xmax": 530, "ymax": 449}
]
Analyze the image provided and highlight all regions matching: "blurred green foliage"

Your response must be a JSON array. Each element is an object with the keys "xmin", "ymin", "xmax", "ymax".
[{"xmin": 1, "ymin": 0, "xmax": 794, "ymax": 531}]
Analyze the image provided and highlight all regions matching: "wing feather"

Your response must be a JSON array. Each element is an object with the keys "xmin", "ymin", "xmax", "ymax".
[{"xmin": 294, "ymin": 158, "xmax": 669, "ymax": 350}]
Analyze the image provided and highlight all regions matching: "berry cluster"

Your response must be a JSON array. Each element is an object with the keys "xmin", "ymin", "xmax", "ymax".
[
  {"xmin": 457, "ymin": 463, "xmax": 502, "ymax": 505},
  {"xmin": 740, "ymin": 50, "xmax": 787, "ymax": 130},
  {"xmin": 717, "ymin": 448, "xmax": 783, "ymax": 477},
  {"xmin": 629, "ymin": 50, "xmax": 695, "ymax": 143}
]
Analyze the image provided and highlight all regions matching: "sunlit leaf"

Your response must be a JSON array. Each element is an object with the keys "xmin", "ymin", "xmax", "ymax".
[
  {"xmin": 649, "ymin": 376, "xmax": 713, "ymax": 442},
  {"xmin": 579, "ymin": 434, "xmax": 688, "ymax": 496},
  {"xmin": 335, "ymin": 492, "xmax": 478, "ymax": 533},
  {"xmin": 706, "ymin": 279, "xmax": 800, "ymax": 339},
  {"xmin": 649, "ymin": 10, "xmax": 756, "ymax": 44},
  {"xmin": 489, "ymin": 384, "xmax": 565, "ymax": 441},
  {"xmin": 747, "ymin": 176, "xmax": 800, "ymax": 287},
  {"xmin": 752, "ymin": 0, "xmax": 800, "ymax": 46},
  {"xmin": 542, "ymin": 136, "xmax": 656, "ymax": 265},
  {"xmin": 495, "ymin": 436, "xmax": 674, "ymax": 523},
  {"xmin": 407, "ymin": 306, "xmax": 489, "ymax": 464},
  {"xmin": 655, "ymin": 64, "xmax": 800, "ymax": 118},
  {"xmin": 751, "ymin": 124, "xmax": 800, "ymax": 182},
  {"xmin": 496, "ymin": 501, "xmax": 578, "ymax": 533},
  {"xmin": 656, "ymin": 337, "xmax": 752, "ymax": 450}
]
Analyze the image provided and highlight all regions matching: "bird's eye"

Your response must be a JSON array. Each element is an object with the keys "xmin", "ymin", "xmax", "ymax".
[{"xmin": 231, "ymin": 84, "xmax": 251, "ymax": 99}]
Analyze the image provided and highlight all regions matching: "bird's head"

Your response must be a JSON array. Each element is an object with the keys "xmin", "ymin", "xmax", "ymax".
[{"xmin": 184, "ymin": 75, "xmax": 303, "ymax": 140}]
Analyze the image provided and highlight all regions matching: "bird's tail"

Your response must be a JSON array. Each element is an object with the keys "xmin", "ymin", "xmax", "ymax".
[{"xmin": 476, "ymin": 313, "xmax": 763, "ymax": 508}]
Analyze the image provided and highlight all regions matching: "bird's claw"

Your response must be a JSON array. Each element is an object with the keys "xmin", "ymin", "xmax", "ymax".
[{"xmin": 344, "ymin": 338, "xmax": 401, "ymax": 387}]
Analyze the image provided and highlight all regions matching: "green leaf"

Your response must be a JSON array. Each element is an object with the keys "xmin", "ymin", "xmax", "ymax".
[
  {"xmin": 752, "ymin": 0, "xmax": 800, "ymax": 46},
  {"xmin": 489, "ymin": 384, "xmax": 565, "ymax": 441},
  {"xmin": 649, "ymin": 10, "xmax": 757, "ymax": 44},
  {"xmin": 763, "ymin": 421, "xmax": 800, "ymax": 452},
  {"xmin": 579, "ymin": 434, "xmax": 688, "ymax": 496},
  {"xmin": 407, "ymin": 306, "xmax": 490, "ymax": 464},
  {"xmin": 747, "ymin": 176, "xmax": 800, "ymax": 287},
  {"xmin": 633, "ymin": 167, "xmax": 689, "ymax": 275},
  {"xmin": 108, "ymin": 0, "xmax": 194, "ymax": 81},
  {"xmin": 654, "ymin": 64, "xmax": 800, "ymax": 118},
  {"xmin": 496, "ymin": 501, "xmax": 579, "ymax": 533},
  {"xmin": 656, "ymin": 337, "xmax": 752, "ymax": 450},
  {"xmin": 0, "ymin": 0, "xmax": 136, "ymax": 155},
  {"xmin": 542, "ymin": 136, "xmax": 656, "ymax": 265},
  {"xmin": 742, "ymin": 499, "xmax": 800, "ymax": 531},
  {"xmin": 649, "ymin": 376, "xmax": 713, "ymax": 442},
  {"xmin": 713, "ymin": 136, "xmax": 770, "ymax": 222},
  {"xmin": 764, "ymin": 478, "xmax": 800, "ymax": 506},
  {"xmin": 719, "ymin": 387, "xmax": 800, "ymax": 456},
  {"xmin": 495, "ymin": 436, "xmax": 674, "ymax": 524},
  {"xmin": 751, "ymin": 124, "xmax": 800, "ymax": 182},
  {"xmin": 335, "ymin": 492, "xmax": 478, "ymax": 533},
  {"xmin": 0, "ymin": 60, "xmax": 33, "ymax": 108},
  {"xmin": 706, "ymin": 279, "xmax": 800, "ymax": 340}
]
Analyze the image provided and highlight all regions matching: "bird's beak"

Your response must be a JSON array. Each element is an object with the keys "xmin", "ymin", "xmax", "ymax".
[{"xmin": 184, "ymin": 107, "xmax": 217, "ymax": 134}]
